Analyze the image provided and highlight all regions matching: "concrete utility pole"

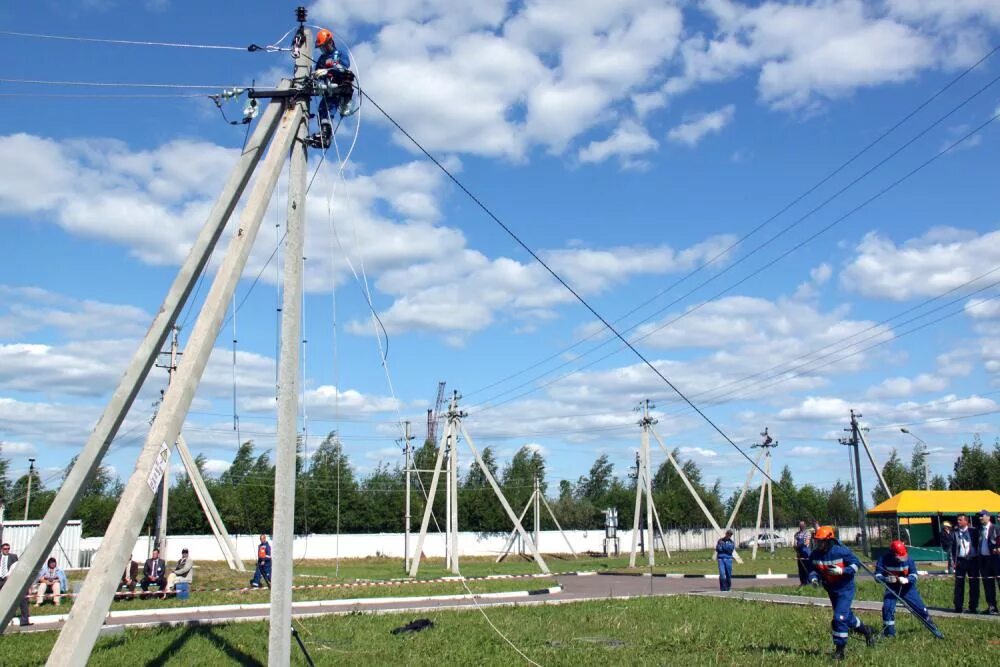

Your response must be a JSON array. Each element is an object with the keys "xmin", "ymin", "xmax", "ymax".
[
  {"xmin": 0, "ymin": 84, "xmax": 288, "ymax": 634},
  {"xmin": 750, "ymin": 428, "xmax": 778, "ymax": 560},
  {"xmin": 497, "ymin": 473, "xmax": 577, "ymax": 562},
  {"xmin": 629, "ymin": 400, "xmax": 658, "ymax": 568},
  {"xmin": 402, "ymin": 420, "xmax": 414, "ymax": 572},
  {"xmin": 840, "ymin": 410, "xmax": 869, "ymax": 555},
  {"xmin": 268, "ymin": 26, "xmax": 311, "ymax": 667},
  {"xmin": 46, "ymin": 94, "xmax": 303, "ymax": 665},
  {"xmin": 153, "ymin": 326, "xmax": 181, "ymax": 554},
  {"xmin": 23, "ymin": 458, "xmax": 35, "ymax": 521},
  {"xmin": 409, "ymin": 392, "xmax": 549, "ymax": 577},
  {"xmin": 724, "ymin": 447, "xmax": 765, "ymax": 531}
]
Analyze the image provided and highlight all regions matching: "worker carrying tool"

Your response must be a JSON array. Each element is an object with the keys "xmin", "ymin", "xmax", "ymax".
[
  {"xmin": 308, "ymin": 28, "xmax": 356, "ymax": 149},
  {"xmin": 875, "ymin": 539, "xmax": 932, "ymax": 637},
  {"xmin": 806, "ymin": 526, "xmax": 876, "ymax": 660}
]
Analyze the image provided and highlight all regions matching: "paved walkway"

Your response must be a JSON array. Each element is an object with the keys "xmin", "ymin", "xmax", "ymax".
[{"xmin": 9, "ymin": 573, "xmax": 789, "ymax": 634}]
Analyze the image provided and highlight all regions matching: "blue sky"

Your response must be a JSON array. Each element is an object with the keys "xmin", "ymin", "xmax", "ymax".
[{"xmin": 1, "ymin": 0, "xmax": 1000, "ymax": 504}]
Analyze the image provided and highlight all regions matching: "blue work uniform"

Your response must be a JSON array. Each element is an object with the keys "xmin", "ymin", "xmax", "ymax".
[
  {"xmin": 875, "ymin": 552, "xmax": 929, "ymax": 636},
  {"xmin": 807, "ymin": 544, "xmax": 864, "ymax": 648},
  {"xmin": 716, "ymin": 536, "xmax": 735, "ymax": 591},
  {"xmin": 251, "ymin": 541, "xmax": 272, "ymax": 587},
  {"xmin": 315, "ymin": 47, "xmax": 353, "ymax": 121}
]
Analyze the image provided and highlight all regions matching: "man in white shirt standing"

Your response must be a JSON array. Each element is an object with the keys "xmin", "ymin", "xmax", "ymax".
[
  {"xmin": 0, "ymin": 543, "xmax": 31, "ymax": 626},
  {"xmin": 952, "ymin": 515, "xmax": 977, "ymax": 613}
]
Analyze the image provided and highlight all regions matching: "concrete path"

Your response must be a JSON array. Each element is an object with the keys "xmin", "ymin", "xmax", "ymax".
[{"xmin": 9, "ymin": 573, "xmax": 790, "ymax": 634}]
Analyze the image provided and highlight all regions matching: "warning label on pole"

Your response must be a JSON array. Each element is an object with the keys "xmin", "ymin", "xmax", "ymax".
[{"xmin": 146, "ymin": 441, "xmax": 170, "ymax": 494}]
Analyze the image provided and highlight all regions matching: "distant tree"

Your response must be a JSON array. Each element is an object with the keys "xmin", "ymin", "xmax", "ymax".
[
  {"xmin": 874, "ymin": 449, "xmax": 917, "ymax": 504},
  {"xmin": 949, "ymin": 435, "xmax": 996, "ymax": 491},
  {"xmin": 461, "ymin": 447, "xmax": 506, "ymax": 533}
]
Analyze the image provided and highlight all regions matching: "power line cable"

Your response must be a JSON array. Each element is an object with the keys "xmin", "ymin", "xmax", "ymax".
[
  {"xmin": 0, "ymin": 77, "xmax": 250, "ymax": 89},
  {"xmin": 472, "ymin": 108, "xmax": 1000, "ymax": 416},
  {"xmin": 360, "ymin": 88, "xmax": 778, "ymax": 486},
  {"xmin": 462, "ymin": 44, "xmax": 1000, "ymax": 401},
  {"xmin": 471, "ymin": 72, "xmax": 1000, "ymax": 412},
  {"xmin": 0, "ymin": 29, "xmax": 289, "ymax": 51}
]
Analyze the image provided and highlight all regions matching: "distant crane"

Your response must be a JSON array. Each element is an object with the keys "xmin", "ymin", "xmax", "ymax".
[{"xmin": 426, "ymin": 381, "xmax": 446, "ymax": 444}]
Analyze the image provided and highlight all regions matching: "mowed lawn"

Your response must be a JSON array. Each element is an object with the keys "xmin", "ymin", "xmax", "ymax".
[
  {"xmin": 3, "ymin": 595, "xmax": 989, "ymax": 666},
  {"xmin": 27, "ymin": 550, "xmax": 799, "ymax": 617}
]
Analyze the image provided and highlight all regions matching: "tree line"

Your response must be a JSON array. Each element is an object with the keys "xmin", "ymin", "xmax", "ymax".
[{"xmin": 1, "ymin": 432, "xmax": 998, "ymax": 538}]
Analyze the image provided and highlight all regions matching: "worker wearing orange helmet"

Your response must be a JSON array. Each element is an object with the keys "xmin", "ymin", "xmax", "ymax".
[
  {"xmin": 308, "ymin": 28, "xmax": 356, "ymax": 149},
  {"xmin": 875, "ymin": 539, "xmax": 930, "ymax": 637},
  {"xmin": 806, "ymin": 525, "xmax": 876, "ymax": 660}
]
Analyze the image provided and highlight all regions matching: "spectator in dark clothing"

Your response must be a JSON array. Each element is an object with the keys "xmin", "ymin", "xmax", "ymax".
[
  {"xmin": 141, "ymin": 549, "xmax": 167, "ymax": 599},
  {"xmin": 940, "ymin": 521, "xmax": 955, "ymax": 574},
  {"xmin": 0, "ymin": 543, "xmax": 31, "ymax": 626},
  {"xmin": 976, "ymin": 510, "xmax": 1000, "ymax": 614},
  {"xmin": 953, "ymin": 514, "xmax": 979, "ymax": 613},
  {"xmin": 793, "ymin": 520, "xmax": 812, "ymax": 586},
  {"xmin": 116, "ymin": 560, "xmax": 139, "ymax": 601}
]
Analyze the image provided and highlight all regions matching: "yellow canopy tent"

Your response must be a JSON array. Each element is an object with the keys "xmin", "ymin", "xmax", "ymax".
[{"xmin": 866, "ymin": 490, "xmax": 1000, "ymax": 561}]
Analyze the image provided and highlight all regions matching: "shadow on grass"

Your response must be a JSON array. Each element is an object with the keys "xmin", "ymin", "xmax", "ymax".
[{"xmin": 97, "ymin": 624, "xmax": 266, "ymax": 667}]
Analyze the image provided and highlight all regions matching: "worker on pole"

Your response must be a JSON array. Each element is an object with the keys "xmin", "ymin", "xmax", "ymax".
[
  {"xmin": 806, "ymin": 526, "xmax": 876, "ymax": 660},
  {"xmin": 308, "ymin": 28, "xmax": 355, "ymax": 149},
  {"xmin": 875, "ymin": 539, "xmax": 931, "ymax": 637}
]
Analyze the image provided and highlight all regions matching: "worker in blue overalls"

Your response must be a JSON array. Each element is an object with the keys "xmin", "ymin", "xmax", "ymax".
[
  {"xmin": 308, "ymin": 27, "xmax": 355, "ymax": 149},
  {"xmin": 875, "ymin": 539, "xmax": 931, "ymax": 637},
  {"xmin": 715, "ymin": 529, "xmax": 736, "ymax": 591},
  {"xmin": 807, "ymin": 526, "xmax": 876, "ymax": 660},
  {"xmin": 250, "ymin": 533, "xmax": 272, "ymax": 588}
]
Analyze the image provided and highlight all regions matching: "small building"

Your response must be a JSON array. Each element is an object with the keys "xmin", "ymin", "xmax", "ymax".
[
  {"xmin": 866, "ymin": 490, "xmax": 1000, "ymax": 561},
  {"xmin": 0, "ymin": 520, "xmax": 84, "ymax": 568}
]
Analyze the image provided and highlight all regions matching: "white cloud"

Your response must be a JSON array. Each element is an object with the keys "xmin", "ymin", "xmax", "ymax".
[
  {"xmin": 867, "ymin": 373, "xmax": 948, "ymax": 399},
  {"xmin": 578, "ymin": 120, "xmax": 658, "ymax": 168},
  {"xmin": 201, "ymin": 459, "xmax": 232, "ymax": 477},
  {"xmin": 841, "ymin": 228, "xmax": 1000, "ymax": 300},
  {"xmin": 667, "ymin": 105, "xmax": 735, "ymax": 146},
  {"xmin": 0, "ymin": 286, "xmax": 151, "ymax": 340},
  {"xmin": 310, "ymin": 0, "xmax": 682, "ymax": 158},
  {"xmin": 658, "ymin": 0, "xmax": 949, "ymax": 111},
  {"xmin": 679, "ymin": 446, "xmax": 718, "ymax": 458},
  {"xmin": 354, "ymin": 235, "xmax": 739, "ymax": 337}
]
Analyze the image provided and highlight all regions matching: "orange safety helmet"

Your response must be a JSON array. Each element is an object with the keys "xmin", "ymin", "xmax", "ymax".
[
  {"xmin": 316, "ymin": 28, "xmax": 334, "ymax": 49},
  {"xmin": 890, "ymin": 539, "xmax": 908, "ymax": 558},
  {"xmin": 813, "ymin": 525, "xmax": 835, "ymax": 541}
]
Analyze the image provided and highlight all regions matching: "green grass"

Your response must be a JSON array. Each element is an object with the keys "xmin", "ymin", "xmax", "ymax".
[{"xmin": 4, "ymin": 594, "xmax": 992, "ymax": 666}]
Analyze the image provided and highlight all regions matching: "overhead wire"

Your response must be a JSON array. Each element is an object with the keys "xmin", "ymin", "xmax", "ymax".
[
  {"xmin": 359, "ymin": 82, "xmax": 1000, "ymax": 490},
  {"xmin": 0, "ymin": 29, "xmax": 290, "ymax": 51},
  {"xmin": 468, "ymin": 72, "xmax": 1000, "ymax": 413},
  {"xmin": 471, "ymin": 109, "xmax": 1000, "ymax": 417},
  {"xmin": 461, "ymin": 43, "xmax": 1000, "ymax": 402}
]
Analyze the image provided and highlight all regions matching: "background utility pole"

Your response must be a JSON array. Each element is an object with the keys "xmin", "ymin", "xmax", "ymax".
[
  {"xmin": 629, "ymin": 399, "xmax": 656, "ymax": 568},
  {"xmin": 153, "ymin": 326, "xmax": 181, "ymax": 553},
  {"xmin": 268, "ymin": 22, "xmax": 311, "ymax": 667},
  {"xmin": 401, "ymin": 420, "xmax": 413, "ymax": 572},
  {"xmin": 23, "ymin": 458, "xmax": 35, "ymax": 521},
  {"xmin": 840, "ymin": 410, "xmax": 869, "ymax": 555},
  {"xmin": 750, "ymin": 428, "xmax": 777, "ymax": 559}
]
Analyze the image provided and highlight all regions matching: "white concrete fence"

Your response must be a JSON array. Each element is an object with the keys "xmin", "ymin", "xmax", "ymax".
[{"xmin": 76, "ymin": 525, "xmax": 861, "ymax": 564}]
